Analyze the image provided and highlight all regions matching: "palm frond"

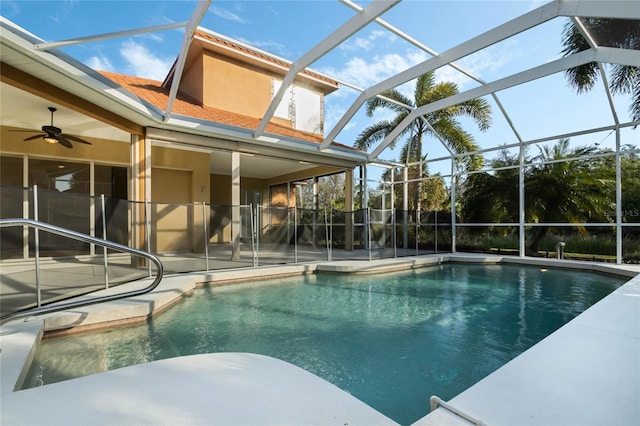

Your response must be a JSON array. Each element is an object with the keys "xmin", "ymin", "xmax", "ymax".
[
  {"xmin": 354, "ymin": 120, "xmax": 395, "ymax": 151},
  {"xmin": 455, "ymin": 98, "xmax": 492, "ymax": 131},
  {"xmin": 365, "ymin": 89, "xmax": 414, "ymax": 116},
  {"xmin": 609, "ymin": 64, "xmax": 640, "ymax": 122},
  {"xmin": 353, "ymin": 114, "xmax": 412, "ymax": 152},
  {"xmin": 414, "ymin": 72, "xmax": 437, "ymax": 106},
  {"xmin": 422, "ymin": 81, "xmax": 459, "ymax": 105},
  {"xmin": 562, "ymin": 18, "xmax": 640, "ymax": 118}
]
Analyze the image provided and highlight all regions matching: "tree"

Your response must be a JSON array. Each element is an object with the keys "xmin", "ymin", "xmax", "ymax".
[
  {"xmin": 354, "ymin": 72, "xmax": 492, "ymax": 213},
  {"xmin": 459, "ymin": 139, "xmax": 616, "ymax": 255},
  {"xmin": 561, "ymin": 18, "xmax": 640, "ymax": 121},
  {"xmin": 621, "ymin": 145, "xmax": 640, "ymax": 225},
  {"xmin": 379, "ymin": 164, "xmax": 448, "ymax": 212},
  {"xmin": 318, "ymin": 173, "xmax": 346, "ymax": 210},
  {"xmin": 460, "ymin": 148, "xmax": 520, "ymax": 224},
  {"xmin": 296, "ymin": 174, "xmax": 347, "ymax": 211},
  {"xmin": 525, "ymin": 139, "xmax": 615, "ymax": 254}
]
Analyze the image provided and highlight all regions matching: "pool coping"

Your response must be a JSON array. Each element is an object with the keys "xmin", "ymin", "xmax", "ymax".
[{"xmin": 1, "ymin": 253, "xmax": 639, "ymax": 423}]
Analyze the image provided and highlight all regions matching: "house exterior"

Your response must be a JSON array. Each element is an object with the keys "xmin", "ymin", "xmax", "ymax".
[{"xmin": 0, "ymin": 20, "xmax": 363, "ymax": 259}]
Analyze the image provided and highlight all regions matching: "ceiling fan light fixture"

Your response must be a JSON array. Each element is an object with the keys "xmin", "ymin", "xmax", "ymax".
[{"xmin": 43, "ymin": 135, "xmax": 58, "ymax": 144}]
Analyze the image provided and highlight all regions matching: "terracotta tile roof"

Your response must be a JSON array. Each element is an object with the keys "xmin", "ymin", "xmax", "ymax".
[
  {"xmin": 99, "ymin": 71, "xmax": 355, "ymax": 151},
  {"xmin": 194, "ymin": 30, "xmax": 339, "ymax": 89}
]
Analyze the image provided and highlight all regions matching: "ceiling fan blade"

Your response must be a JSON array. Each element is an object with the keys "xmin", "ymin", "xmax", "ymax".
[
  {"xmin": 23, "ymin": 134, "xmax": 46, "ymax": 141},
  {"xmin": 62, "ymin": 134, "xmax": 92, "ymax": 145},
  {"xmin": 57, "ymin": 136, "xmax": 73, "ymax": 149}
]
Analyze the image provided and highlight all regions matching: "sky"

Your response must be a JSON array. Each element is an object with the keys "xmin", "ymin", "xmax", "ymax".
[{"xmin": 2, "ymin": 0, "xmax": 637, "ymax": 182}]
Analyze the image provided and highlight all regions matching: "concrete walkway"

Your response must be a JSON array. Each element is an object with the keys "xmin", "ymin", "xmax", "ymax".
[{"xmin": 1, "ymin": 352, "xmax": 397, "ymax": 425}]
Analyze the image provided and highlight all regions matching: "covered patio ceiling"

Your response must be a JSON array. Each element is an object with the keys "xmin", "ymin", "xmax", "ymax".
[{"xmin": 1, "ymin": 0, "xmax": 638, "ymax": 174}]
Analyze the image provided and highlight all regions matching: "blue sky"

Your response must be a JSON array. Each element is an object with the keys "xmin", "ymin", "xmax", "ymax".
[{"xmin": 3, "ymin": 0, "xmax": 637, "ymax": 179}]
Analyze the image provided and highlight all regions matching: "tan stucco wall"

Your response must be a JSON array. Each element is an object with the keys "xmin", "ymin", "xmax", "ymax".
[
  {"xmin": 151, "ymin": 168, "xmax": 192, "ymax": 203},
  {"xmin": 180, "ymin": 54, "xmax": 204, "ymax": 105},
  {"xmin": 202, "ymin": 51, "xmax": 274, "ymax": 119},
  {"xmin": 150, "ymin": 146, "xmax": 210, "ymax": 252},
  {"xmin": 151, "ymin": 146, "xmax": 210, "ymax": 204},
  {"xmin": 150, "ymin": 168, "xmax": 194, "ymax": 252}
]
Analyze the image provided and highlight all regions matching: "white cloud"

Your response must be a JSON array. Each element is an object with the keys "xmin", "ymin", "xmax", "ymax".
[
  {"xmin": 120, "ymin": 41, "xmax": 173, "ymax": 81},
  {"xmin": 321, "ymin": 49, "xmax": 428, "ymax": 90},
  {"xmin": 434, "ymin": 42, "xmax": 517, "ymax": 89},
  {"xmin": 323, "ymin": 104, "xmax": 347, "ymax": 133},
  {"xmin": 210, "ymin": 6, "xmax": 248, "ymax": 24},
  {"xmin": 341, "ymin": 30, "xmax": 397, "ymax": 52},
  {"xmin": 141, "ymin": 33, "xmax": 164, "ymax": 43},
  {"xmin": 86, "ymin": 54, "xmax": 115, "ymax": 73}
]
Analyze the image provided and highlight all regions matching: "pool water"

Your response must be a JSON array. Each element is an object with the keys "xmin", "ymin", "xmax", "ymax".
[{"xmin": 24, "ymin": 264, "xmax": 625, "ymax": 424}]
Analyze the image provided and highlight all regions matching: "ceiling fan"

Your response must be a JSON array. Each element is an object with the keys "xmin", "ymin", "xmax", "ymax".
[{"xmin": 13, "ymin": 107, "xmax": 92, "ymax": 149}]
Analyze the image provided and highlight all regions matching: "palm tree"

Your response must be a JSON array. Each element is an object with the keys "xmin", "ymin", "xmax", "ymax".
[
  {"xmin": 525, "ymin": 139, "xmax": 615, "ymax": 254},
  {"xmin": 354, "ymin": 71, "xmax": 492, "ymax": 212},
  {"xmin": 459, "ymin": 139, "xmax": 616, "ymax": 255},
  {"xmin": 460, "ymin": 148, "xmax": 520, "ymax": 224},
  {"xmin": 561, "ymin": 18, "xmax": 640, "ymax": 121}
]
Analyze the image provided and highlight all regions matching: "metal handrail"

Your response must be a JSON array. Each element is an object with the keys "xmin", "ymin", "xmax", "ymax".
[
  {"xmin": 429, "ymin": 395, "xmax": 486, "ymax": 426},
  {"xmin": 0, "ymin": 218, "xmax": 164, "ymax": 322}
]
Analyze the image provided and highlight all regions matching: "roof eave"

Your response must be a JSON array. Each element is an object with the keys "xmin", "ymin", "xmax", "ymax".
[{"xmin": 0, "ymin": 17, "xmax": 164, "ymax": 128}]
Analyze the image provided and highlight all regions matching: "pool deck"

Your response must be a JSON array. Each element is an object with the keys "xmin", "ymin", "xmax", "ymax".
[{"xmin": 1, "ymin": 253, "xmax": 639, "ymax": 425}]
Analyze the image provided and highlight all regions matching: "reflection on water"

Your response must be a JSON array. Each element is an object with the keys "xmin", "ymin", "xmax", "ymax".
[{"xmin": 24, "ymin": 264, "xmax": 625, "ymax": 425}]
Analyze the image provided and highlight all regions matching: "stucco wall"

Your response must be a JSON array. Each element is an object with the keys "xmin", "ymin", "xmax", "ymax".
[
  {"xmin": 150, "ymin": 146, "xmax": 210, "ymax": 252},
  {"xmin": 202, "ymin": 52, "xmax": 273, "ymax": 119},
  {"xmin": 179, "ymin": 54, "xmax": 205, "ymax": 105}
]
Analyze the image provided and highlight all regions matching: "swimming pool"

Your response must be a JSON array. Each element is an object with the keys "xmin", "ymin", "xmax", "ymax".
[{"xmin": 24, "ymin": 263, "xmax": 625, "ymax": 424}]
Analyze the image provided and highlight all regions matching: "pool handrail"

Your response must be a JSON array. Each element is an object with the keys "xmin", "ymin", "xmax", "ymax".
[
  {"xmin": 430, "ymin": 395, "xmax": 486, "ymax": 426},
  {"xmin": 0, "ymin": 218, "xmax": 164, "ymax": 323}
]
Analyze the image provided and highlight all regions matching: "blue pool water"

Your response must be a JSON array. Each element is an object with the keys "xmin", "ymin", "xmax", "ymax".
[{"xmin": 25, "ymin": 264, "xmax": 625, "ymax": 424}]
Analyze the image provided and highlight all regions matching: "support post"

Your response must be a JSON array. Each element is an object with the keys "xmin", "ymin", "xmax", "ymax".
[
  {"xmin": 202, "ymin": 201, "xmax": 209, "ymax": 271},
  {"xmin": 615, "ymin": 127, "xmax": 622, "ymax": 264},
  {"xmin": 345, "ymin": 169, "xmax": 354, "ymax": 251},
  {"xmin": 403, "ymin": 166, "xmax": 409, "ymax": 250},
  {"xmin": 294, "ymin": 206, "xmax": 298, "ymax": 264},
  {"xmin": 101, "ymin": 194, "xmax": 109, "ymax": 289},
  {"xmin": 363, "ymin": 164, "xmax": 369, "ymax": 250},
  {"xmin": 33, "ymin": 185, "xmax": 41, "ymax": 307},
  {"xmin": 145, "ymin": 200, "xmax": 152, "ymax": 277},
  {"xmin": 519, "ymin": 142, "xmax": 526, "ymax": 257},
  {"xmin": 231, "ymin": 151, "xmax": 241, "ymax": 261},
  {"xmin": 450, "ymin": 163, "xmax": 457, "ymax": 253},
  {"xmin": 90, "ymin": 162, "xmax": 96, "ymax": 256}
]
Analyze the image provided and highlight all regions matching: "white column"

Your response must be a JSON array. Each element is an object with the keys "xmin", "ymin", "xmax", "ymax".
[
  {"xmin": 345, "ymin": 169, "xmax": 354, "ymax": 251},
  {"xmin": 23, "ymin": 155, "xmax": 29, "ymax": 259},
  {"xmin": 519, "ymin": 142, "xmax": 526, "ymax": 257},
  {"xmin": 615, "ymin": 127, "xmax": 622, "ymax": 264},
  {"xmin": 450, "ymin": 161, "xmax": 456, "ymax": 253},
  {"xmin": 403, "ymin": 166, "xmax": 408, "ymax": 249},
  {"xmin": 231, "ymin": 151, "xmax": 241, "ymax": 260}
]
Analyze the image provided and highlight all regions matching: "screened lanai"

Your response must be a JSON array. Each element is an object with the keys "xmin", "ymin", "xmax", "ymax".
[{"xmin": 1, "ymin": 0, "xmax": 639, "ymax": 268}]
